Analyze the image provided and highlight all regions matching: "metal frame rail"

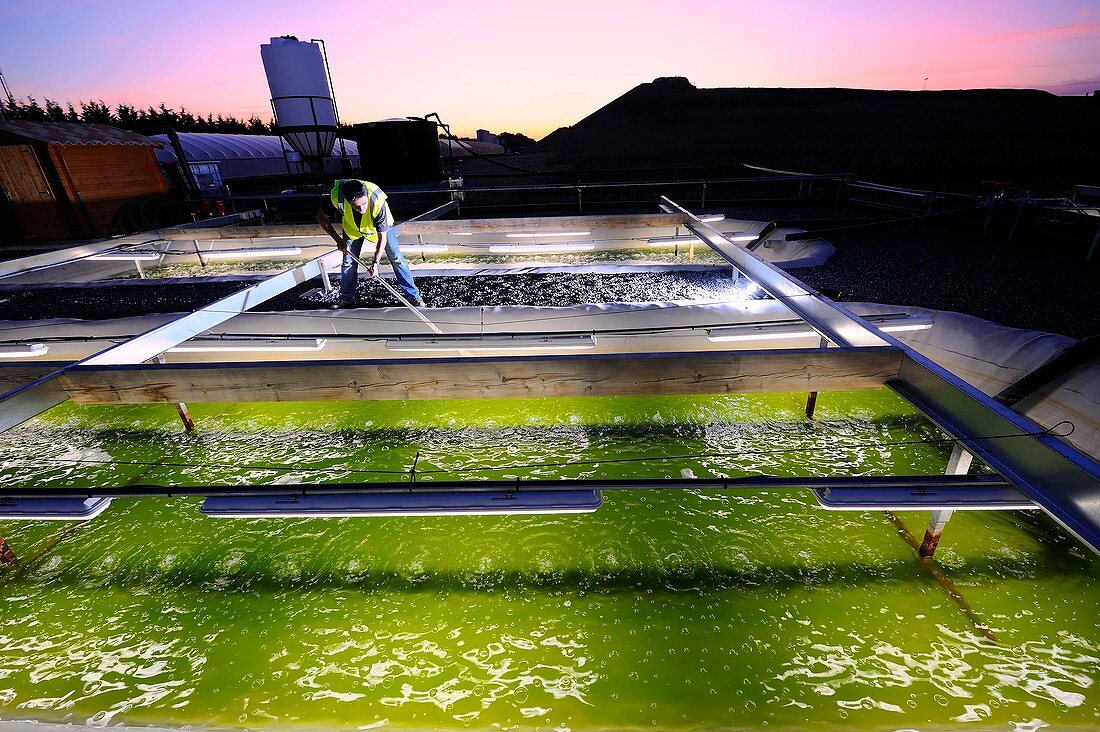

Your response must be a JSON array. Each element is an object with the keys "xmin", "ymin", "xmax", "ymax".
[
  {"xmin": 0, "ymin": 202, "xmax": 457, "ymax": 432},
  {"xmin": 658, "ymin": 196, "xmax": 1100, "ymax": 554}
]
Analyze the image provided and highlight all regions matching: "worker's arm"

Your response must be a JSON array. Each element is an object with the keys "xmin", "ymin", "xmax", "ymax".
[
  {"xmin": 366, "ymin": 230, "xmax": 387, "ymax": 277},
  {"xmin": 366, "ymin": 198, "xmax": 394, "ymax": 277},
  {"xmin": 315, "ymin": 207, "xmax": 346, "ymax": 252}
]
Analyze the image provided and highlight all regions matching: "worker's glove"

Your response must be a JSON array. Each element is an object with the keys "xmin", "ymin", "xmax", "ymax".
[
  {"xmin": 367, "ymin": 260, "xmax": 379, "ymax": 278},
  {"xmin": 336, "ymin": 240, "xmax": 348, "ymax": 254}
]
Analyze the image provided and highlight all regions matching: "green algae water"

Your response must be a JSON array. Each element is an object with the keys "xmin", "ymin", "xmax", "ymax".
[{"xmin": 0, "ymin": 390, "xmax": 1096, "ymax": 730}]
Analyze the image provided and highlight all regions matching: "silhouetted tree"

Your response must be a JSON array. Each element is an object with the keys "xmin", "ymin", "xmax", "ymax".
[
  {"xmin": 499, "ymin": 131, "xmax": 536, "ymax": 152},
  {"xmin": 1, "ymin": 95, "xmax": 277, "ymax": 134},
  {"xmin": 44, "ymin": 98, "xmax": 66, "ymax": 122}
]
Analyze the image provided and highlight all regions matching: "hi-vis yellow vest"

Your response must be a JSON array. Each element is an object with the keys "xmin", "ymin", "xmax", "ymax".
[{"xmin": 330, "ymin": 179, "xmax": 390, "ymax": 243}]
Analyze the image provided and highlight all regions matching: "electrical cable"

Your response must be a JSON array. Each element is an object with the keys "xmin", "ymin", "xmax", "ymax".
[{"xmin": 0, "ymin": 456, "xmax": 407, "ymax": 476}]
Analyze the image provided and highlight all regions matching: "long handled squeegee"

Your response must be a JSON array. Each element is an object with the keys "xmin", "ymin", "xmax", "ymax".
[{"xmin": 346, "ymin": 251, "xmax": 443, "ymax": 334}]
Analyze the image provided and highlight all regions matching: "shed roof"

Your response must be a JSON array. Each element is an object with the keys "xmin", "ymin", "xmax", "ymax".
[{"xmin": 0, "ymin": 121, "xmax": 162, "ymax": 147}]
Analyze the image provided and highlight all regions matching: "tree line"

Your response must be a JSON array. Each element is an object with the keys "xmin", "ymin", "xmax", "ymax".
[
  {"xmin": 1, "ymin": 95, "xmax": 540, "ymax": 150},
  {"xmin": 1, "ymin": 96, "xmax": 275, "ymax": 135}
]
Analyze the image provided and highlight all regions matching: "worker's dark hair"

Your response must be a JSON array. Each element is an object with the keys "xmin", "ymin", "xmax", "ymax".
[{"xmin": 341, "ymin": 179, "xmax": 368, "ymax": 201}]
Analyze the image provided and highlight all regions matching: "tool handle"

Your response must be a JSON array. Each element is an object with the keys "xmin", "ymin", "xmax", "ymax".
[{"xmin": 346, "ymin": 252, "xmax": 443, "ymax": 334}]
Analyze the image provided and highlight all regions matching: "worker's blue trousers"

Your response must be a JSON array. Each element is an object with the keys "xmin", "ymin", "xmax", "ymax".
[{"xmin": 340, "ymin": 232, "xmax": 422, "ymax": 303}]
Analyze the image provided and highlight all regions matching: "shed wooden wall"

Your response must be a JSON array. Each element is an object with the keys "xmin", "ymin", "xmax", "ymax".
[
  {"xmin": 48, "ymin": 146, "xmax": 168, "ymax": 237},
  {"xmin": 0, "ymin": 144, "xmax": 71, "ymax": 241}
]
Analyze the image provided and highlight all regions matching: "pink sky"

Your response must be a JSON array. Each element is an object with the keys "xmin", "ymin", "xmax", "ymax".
[{"xmin": 2, "ymin": 0, "xmax": 1098, "ymax": 139}]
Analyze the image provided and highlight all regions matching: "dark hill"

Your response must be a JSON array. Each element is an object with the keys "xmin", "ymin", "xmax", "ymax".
[{"xmin": 534, "ymin": 78, "xmax": 1100, "ymax": 190}]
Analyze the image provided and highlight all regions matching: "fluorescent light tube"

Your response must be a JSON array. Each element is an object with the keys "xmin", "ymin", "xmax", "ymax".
[
  {"xmin": 698, "ymin": 214, "xmax": 725, "ymax": 223},
  {"xmin": 648, "ymin": 233, "xmax": 758, "ymax": 247},
  {"xmin": 386, "ymin": 334, "xmax": 597, "ymax": 352},
  {"xmin": 168, "ymin": 338, "xmax": 327, "ymax": 353},
  {"xmin": 647, "ymin": 236, "xmax": 699, "ymax": 247},
  {"xmin": 706, "ymin": 317, "xmax": 934, "ymax": 342},
  {"xmin": 877, "ymin": 322, "xmax": 934, "ymax": 333},
  {"xmin": 201, "ymin": 490, "xmax": 603, "ymax": 517},
  {"xmin": 504, "ymin": 231, "xmax": 591, "ymax": 238},
  {"xmin": 450, "ymin": 232, "xmax": 474, "ymax": 236},
  {"xmin": 89, "ymin": 251, "xmax": 162, "ymax": 260},
  {"xmin": 488, "ymin": 242, "xmax": 595, "ymax": 254},
  {"xmin": 707, "ymin": 324, "xmax": 819, "ymax": 342},
  {"xmin": 402, "ymin": 244, "xmax": 449, "ymax": 253},
  {"xmin": 0, "ymin": 343, "xmax": 49, "ymax": 358},
  {"xmin": 0, "ymin": 497, "xmax": 112, "ymax": 520},
  {"xmin": 200, "ymin": 247, "xmax": 303, "ymax": 259}
]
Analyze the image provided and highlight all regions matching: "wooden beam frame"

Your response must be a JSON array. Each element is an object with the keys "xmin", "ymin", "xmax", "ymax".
[{"xmin": 58, "ymin": 347, "xmax": 904, "ymax": 404}]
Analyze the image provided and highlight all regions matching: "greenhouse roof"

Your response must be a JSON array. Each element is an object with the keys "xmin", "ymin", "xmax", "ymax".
[{"xmin": 152, "ymin": 132, "xmax": 357, "ymax": 163}]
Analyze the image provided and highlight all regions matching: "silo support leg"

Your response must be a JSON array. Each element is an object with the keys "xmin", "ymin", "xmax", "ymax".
[
  {"xmin": 0, "ymin": 536, "xmax": 17, "ymax": 565},
  {"xmin": 919, "ymin": 510, "xmax": 954, "ymax": 559}
]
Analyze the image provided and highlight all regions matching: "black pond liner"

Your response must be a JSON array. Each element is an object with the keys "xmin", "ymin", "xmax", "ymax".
[{"xmin": 0, "ymin": 271, "xmax": 761, "ymax": 322}]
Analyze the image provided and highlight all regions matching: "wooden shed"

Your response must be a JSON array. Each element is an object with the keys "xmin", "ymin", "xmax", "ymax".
[{"xmin": 0, "ymin": 121, "xmax": 168, "ymax": 242}]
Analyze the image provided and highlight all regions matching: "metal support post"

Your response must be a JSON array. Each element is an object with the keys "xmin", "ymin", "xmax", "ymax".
[
  {"xmin": 156, "ymin": 355, "xmax": 196, "ymax": 432},
  {"xmin": 0, "ymin": 536, "xmax": 16, "ymax": 565},
  {"xmin": 192, "ymin": 240, "xmax": 206, "ymax": 268},
  {"xmin": 805, "ymin": 391, "xmax": 819, "ymax": 420},
  {"xmin": 701, "ymin": 182, "xmax": 707, "ymax": 208},
  {"xmin": 806, "ymin": 337, "xmax": 828, "ymax": 419},
  {"xmin": 919, "ymin": 444, "xmax": 974, "ymax": 558},
  {"xmin": 577, "ymin": 186, "xmax": 583, "ymax": 212},
  {"xmin": 174, "ymin": 402, "xmax": 196, "ymax": 433},
  {"xmin": 919, "ymin": 510, "xmax": 954, "ymax": 559}
]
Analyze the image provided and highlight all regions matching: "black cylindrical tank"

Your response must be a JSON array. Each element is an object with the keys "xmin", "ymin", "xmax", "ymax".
[{"xmin": 350, "ymin": 119, "xmax": 442, "ymax": 185}]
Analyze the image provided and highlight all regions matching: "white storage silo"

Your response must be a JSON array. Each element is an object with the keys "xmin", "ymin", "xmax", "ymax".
[{"xmin": 260, "ymin": 36, "xmax": 338, "ymax": 166}]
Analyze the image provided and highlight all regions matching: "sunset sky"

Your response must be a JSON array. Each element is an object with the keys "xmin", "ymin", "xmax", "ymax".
[{"xmin": 2, "ymin": 0, "xmax": 1098, "ymax": 139}]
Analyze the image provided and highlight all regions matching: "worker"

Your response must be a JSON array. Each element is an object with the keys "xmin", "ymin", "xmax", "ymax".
[{"xmin": 316, "ymin": 178, "xmax": 425, "ymax": 308}]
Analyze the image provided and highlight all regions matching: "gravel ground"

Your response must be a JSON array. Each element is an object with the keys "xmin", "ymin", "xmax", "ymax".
[
  {"xmin": 0, "ymin": 271, "xmax": 758, "ymax": 322},
  {"xmin": 718, "ymin": 202, "xmax": 1100, "ymax": 339},
  {"xmin": 787, "ymin": 218, "xmax": 1100, "ymax": 340}
]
